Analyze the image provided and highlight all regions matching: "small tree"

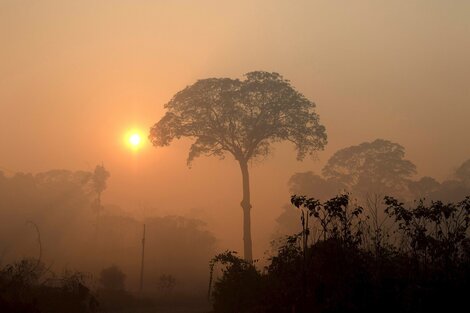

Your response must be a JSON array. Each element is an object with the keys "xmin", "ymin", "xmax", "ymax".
[
  {"xmin": 99, "ymin": 265, "xmax": 125, "ymax": 291},
  {"xmin": 149, "ymin": 71, "xmax": 327, "ymax": 260},
  {"xmin": 92, "ymin": 164, "xmax": 110, "ymax": 218},
  {"xmin": 208, "ymin": 251, "xmax": 262, "ymax": 312}
]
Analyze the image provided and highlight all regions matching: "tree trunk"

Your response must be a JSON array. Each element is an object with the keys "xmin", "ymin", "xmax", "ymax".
[{"xmin": 239, "ymin": 160, "xmax": 253, "ymax": 261}]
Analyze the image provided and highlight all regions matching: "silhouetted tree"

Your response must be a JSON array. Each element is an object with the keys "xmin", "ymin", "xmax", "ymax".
[
  {"xmin": 322, "ymin": 139, "xmax": 416, "ymax": 198},
  {"xmin": 208, "ymin": 251, "xmax": 262, "ymax": 312},
  {"xmin": 149, "ymin": 71, "xmax": 327, "ymax": 260},
  {"xmin": 99, "ymin": 265, "xmax": 125, "ymax": 291},
  {"xmin": 276, "ymin": 141, "xmax": 415, "ymax": 239},
  {"xmin": 91, "ymin": 164, "xmax": 110, "ymax": 219}
]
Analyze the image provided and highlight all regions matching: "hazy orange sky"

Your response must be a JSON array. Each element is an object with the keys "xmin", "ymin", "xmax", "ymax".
[{"xmin": 1, "ymin": 1, "xmax": 469, "ymax": 256}]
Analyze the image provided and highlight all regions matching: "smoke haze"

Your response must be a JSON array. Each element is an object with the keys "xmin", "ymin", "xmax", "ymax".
[{"xmin": 1, "ymin": 0, "xmax": 469, "ymax": 260}]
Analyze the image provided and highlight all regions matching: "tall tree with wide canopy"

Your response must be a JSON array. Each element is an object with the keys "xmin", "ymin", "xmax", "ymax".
[{"xmin": 149, "ymin": 71, "xmax": 327, "ymax": 260}]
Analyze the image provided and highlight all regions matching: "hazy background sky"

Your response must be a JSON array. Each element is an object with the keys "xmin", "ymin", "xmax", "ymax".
[{"xmin": 1, "ymin": 0, "xmax": 469, "ymax": 257}]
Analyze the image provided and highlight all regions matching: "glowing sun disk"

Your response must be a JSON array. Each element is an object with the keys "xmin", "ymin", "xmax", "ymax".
[{"xmin": 129, "ymin": 134, "xmax": 141, "ymax": 145}]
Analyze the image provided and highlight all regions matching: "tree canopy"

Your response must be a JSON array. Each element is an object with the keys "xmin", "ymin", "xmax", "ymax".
[
  {"xmin": 149, "ymin": 71, "xmax": 327, "ymax": 165},
  {"xmin": 322, "ymin": 139, "xmax": 416, "ymax": 197}
]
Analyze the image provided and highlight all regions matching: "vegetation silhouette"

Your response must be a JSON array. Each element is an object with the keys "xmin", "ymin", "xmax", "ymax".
[
  {"xmin": 0, "ymin": 259, "xmax": 98, "ymax": 313},
  {"xmin": 149, "ymin": 71, "xmax": 327, "ymax": 260},
  {"xmin": 209, "ymin": 194, "xmax": 470, "ymax": 313}
]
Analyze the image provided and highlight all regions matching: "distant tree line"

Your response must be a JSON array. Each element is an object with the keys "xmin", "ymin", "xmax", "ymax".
[{"xmin": 0, "ymin": 166, "xmax": 216, "ymax": 300}]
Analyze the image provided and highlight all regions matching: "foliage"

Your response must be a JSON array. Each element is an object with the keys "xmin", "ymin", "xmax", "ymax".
[
  {"xmin": 291, "ymin": 194, "xmax": 366, "ymax": 246},
  {"xmin": 384, "ymin": 196, "xmax": 470, "ymax": 268},
  {"xmin": 210, "ymin": 194, "xmax": 470, "ymax": 313},
  {"xmin": 149, "ymin": 71, "xmax": 327, "ymax": 165},
  {"xmin": 208, "ymin": 251, "xmax": 263, "ymax": 313}
]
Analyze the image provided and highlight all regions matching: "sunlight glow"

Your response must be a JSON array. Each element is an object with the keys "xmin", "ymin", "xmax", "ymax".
[
  {"xmin": 129, "ymin": 133, "xmax": 141, "ymax": 146},
  {"xmin": 125, "ymin": 130, "xmax": 144, "ymax": 150}
]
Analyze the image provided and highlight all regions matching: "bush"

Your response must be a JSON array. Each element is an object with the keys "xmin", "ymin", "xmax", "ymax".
[
  {"xmin": 99, "ymin": 265, "xmax": 126, "ymax": 291},
  {"xmin": 0, "ymin": 259, "xmax": 98, "ymax": 313}
]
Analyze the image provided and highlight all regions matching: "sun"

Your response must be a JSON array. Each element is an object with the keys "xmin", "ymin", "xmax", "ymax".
[
  {"xmin": 129, "ymin": 133, "xmax": 141, "ymax": 146},
  {"xmin": 125, "ymin": 130, "xmax": 144, "ymax": 150}
]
